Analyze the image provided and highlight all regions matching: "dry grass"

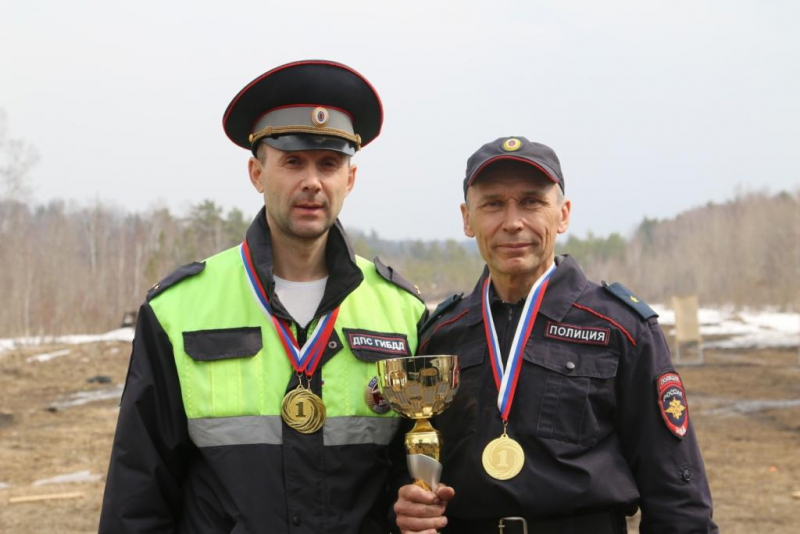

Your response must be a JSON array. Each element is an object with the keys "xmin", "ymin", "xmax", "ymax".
[{"xmin": 1, "ymin": 342, "xmax": 799, "ymax": 533}]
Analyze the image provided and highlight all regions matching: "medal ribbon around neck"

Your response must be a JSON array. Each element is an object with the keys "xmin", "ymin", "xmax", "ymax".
[
  {"xmin": 482, "ymin": 263, "xmax": 556, "ymax": 421},
  {"xmin": 240, "ymin": 240, "xmax": 339, "ymax": 376}
]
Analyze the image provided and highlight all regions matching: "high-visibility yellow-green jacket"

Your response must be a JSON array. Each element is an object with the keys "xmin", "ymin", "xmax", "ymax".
[{"xmin": 100, "ymin": 210, "xmax": 426, "ymax": 534}]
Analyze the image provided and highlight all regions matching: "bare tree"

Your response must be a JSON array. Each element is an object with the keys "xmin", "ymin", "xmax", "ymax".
[{"xmin": 0, "ymin": 111, "xmax": 38, "ymax": 206}]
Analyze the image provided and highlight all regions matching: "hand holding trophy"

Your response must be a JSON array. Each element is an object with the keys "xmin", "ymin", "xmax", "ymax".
[{"xmin": 376, "ymin": 355, "xmax": 459, "ymax": 491}]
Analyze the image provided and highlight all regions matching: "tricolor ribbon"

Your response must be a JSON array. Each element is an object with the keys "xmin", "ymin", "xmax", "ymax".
[
  {"xmin": 482, "ymin": 263, "xmax": 556, "ymax": 421},
  {"xmin": 240, "ymin": 240, "xmax": 339, "ymax": 376}
]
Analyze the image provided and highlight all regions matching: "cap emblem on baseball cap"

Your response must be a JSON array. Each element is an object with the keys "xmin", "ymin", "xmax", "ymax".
[
  {"xmin": 311, "ymin": 107, "xmax": 330, "ymax": 128},
  {"xmin": 463, "ymin": 136, "xmax": 565, "ymax": 196}
]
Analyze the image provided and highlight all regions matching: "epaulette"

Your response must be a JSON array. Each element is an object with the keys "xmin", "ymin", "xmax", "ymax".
[
  {"xmin": 420, "ymin": 292, "xmax": 463, "ymax": 334},
  {"xmin": 146, "ymin": 262, "xmax": 206, "ymax": 302},
  {"xmin": 602, "ymin": 281, "xmax": 658, "ymax": 321},
  {"xmin": 373, "ymin": 257, "xmax": 423, "ymax": 303}
]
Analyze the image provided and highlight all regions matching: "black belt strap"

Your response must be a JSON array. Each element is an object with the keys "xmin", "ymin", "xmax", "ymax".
[{"xmin": 444, "ymin": 510, "xmax": 626, "ymax": 534}]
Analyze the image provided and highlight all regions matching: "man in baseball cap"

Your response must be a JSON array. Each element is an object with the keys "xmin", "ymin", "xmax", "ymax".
[
  {"xmin": 100, "ymin": 60, "xmax": 427, "ymax": 534},
  {"xmin": 393, "ymin": 136, "xmax": 717, "ymax": 533}
]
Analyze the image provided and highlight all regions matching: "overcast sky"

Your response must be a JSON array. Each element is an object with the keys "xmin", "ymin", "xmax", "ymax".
[{"xmin": 2, "ymin": 1, "xmax": 798, "ymax": 241}]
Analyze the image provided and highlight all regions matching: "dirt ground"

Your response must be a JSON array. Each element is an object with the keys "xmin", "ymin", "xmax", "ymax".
[{"xmin": 1, "ymin": 340, "xmax": 799, "ymax": 533}]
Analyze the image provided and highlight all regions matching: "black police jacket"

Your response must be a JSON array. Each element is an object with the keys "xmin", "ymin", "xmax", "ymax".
[{"xmin": 419, "ymin": 255, "xmax": 718, "ymax": 533}]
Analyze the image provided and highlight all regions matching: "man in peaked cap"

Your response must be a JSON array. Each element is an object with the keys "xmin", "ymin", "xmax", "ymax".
[
  {"xmin": 100, "ymin": 60, "xmax": 427, "ymax": 534},
  {"xmin": 392, "ymin": 137, "xmax": 718, "ymax": 533}
]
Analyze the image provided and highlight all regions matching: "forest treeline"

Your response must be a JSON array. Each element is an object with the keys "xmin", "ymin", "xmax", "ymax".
[
  {"xmin": 568, "ymin": 191, "xmax": 799, "ymax": 310},
  {"xmin": 0, "ymin": 189, "xmax": 797, "ymax": 338},
  {"xmin": 1, "ymin": 111, "xmax": 798, "ymax": 336},
  {"xmin": 360, "ymin": 189, "xmax": 799, "ymax": 309}
]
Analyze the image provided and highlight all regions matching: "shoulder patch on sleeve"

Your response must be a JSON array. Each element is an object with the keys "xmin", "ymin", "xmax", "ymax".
[
  {"xmin": 656, "ymin": 371, "xmax": 689, "ymax": 439},
  {"xmin": 420, "ymin": 293, "xmax": 464, "ymax": 335},
  {"xmin": 146, "ymin": 261, "xmax": 206, "ymax": 302},
  {"xmin": 373, "ymin": 256, "xmax": 423, "ymax": 302},
  {"xmin": 602, "ymin": 281, "xmax": 658, "ymax": 321}
]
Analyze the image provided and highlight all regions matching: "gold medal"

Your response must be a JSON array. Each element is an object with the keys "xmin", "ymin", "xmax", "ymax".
[
  {"xmin": 482, "ymin": 433, "xmax": 525, "ymax": 480},
  {"xmin": 281, "ymin": 388, "xmax": 326, "ymax": 434},
  {"xmin": 479, "ymin": 268, "xmax": 553, "ymax": 480}
]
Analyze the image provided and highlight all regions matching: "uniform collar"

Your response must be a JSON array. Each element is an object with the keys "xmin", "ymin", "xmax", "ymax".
[
  {"xmin": 488, "ymin": 283, "xmax": 525, "ymax": 308},
  {"xmin": 465, "ymin": 255, "xmax": 587, "ymax": 326},
  {"xmin": 244, "ymin": 207, "xmax": 364, "ymax": 320},
  {"xmin": 538, "ymin": 255, "xmax": 588, "ymax": 321}
]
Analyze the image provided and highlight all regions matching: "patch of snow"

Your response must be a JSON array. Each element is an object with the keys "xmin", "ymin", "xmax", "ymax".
[
  {"xmin": 50, "ymin": 385, "xmax": 124, "ymax": 409},
  {"xmin": 0, "ymin": 327, "xmax": 134, "ymax": 355},
  {"xmin": 704, "ymin": 332, "xmax": 799, "ymax": 350},
  {"xmin": 698, "ymin": 321, "xmax": 757, "ymax": 337},
  {"xmin": 26, "ymin": 349, "xmax": 72, "ymax": 363},
  {"xmin": 653, "ymin": 305, "xmax": 746, "ymax": 327},
  {"xmin": 651, "ymin": 305, "xmax": 799, "ymax": 350},
  {"xmin": 740, "ymin": 311, "xmax": 800, "ymax": 335},
  {"xmin": 36, "ymin": 328, "xmax": 135, "ymax": 346},
  {"xmin": 32, "ymin": 470, "xmax": 102, "ymax": 486},
  {"xmin": 699, "ymin": 399, "xmax": 800, "ymax": 417},
  {"xmin": 0, "ymin": 339, "xmax": 15, "ymax": 357}
]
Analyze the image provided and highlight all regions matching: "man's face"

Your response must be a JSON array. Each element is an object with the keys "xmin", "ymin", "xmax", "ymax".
[
  {"xmin": 461, "ymin": 163, "xmax": 570, "ymax": 281},
  {"xmin": 248, "ymin": 144, "xmax": 356, "ymax": 241}
]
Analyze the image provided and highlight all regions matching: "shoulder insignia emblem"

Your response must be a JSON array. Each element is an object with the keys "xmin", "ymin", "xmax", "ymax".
[
  {"xmin": 420, "ymin": 293, "xmax": 464, "ymax": 335},
  {"xmin": 146, "ymin": 261, "xmax": 206, "ymax": 302},
  {"xmin": 656, "ymin": 371, "xmax": 689, "ymax": 439},
  {"xmin": 364, "ymin": 376, "xmax": 391, "ymax": 414},
  {"xmin": 602, "ymin": 281, "xmax": 658, "ymax": 321},
  {"xmin": 373, "ymin": 256, "xmax": 423, "ymax": 302}
]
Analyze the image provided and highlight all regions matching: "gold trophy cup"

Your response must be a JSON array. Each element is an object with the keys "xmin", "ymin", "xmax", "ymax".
[{"xmin": 377, "ymin": 355, "xmax": 459, "ymax": 491}]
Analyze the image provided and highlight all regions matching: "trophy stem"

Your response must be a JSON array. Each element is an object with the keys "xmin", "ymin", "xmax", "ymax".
[{"xmin": 405, "ymin": 418, "xmax": 442, "ymax": 461}]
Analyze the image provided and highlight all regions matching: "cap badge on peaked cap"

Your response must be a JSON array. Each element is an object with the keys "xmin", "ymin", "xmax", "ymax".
[
  {"xmin": 501, "ymin": 138, "xmax": 522, "ymax": 152},
  {"xmin": 311, "ymin": 107, "xmax": 330, "ymax": 128}
]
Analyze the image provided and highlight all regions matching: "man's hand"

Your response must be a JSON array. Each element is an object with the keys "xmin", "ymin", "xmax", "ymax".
[{"xmin": 394, "ymin": 483, "xmax": 455, "ymax": 534}]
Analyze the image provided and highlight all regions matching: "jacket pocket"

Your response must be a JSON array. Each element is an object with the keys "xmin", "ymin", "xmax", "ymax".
[
  {"xmin": 455, "ymin": 341, "xmax": 485, "ymax": 370},
  {"xmin": 432, "ymin": 340, "xmax": 486, "ymax": 440},
  {"xmin": 522, "ymin": 341, "xmax": 619, "ymax": 445},
  {"xmin": 183, "ymin": 327, "xmax": 263, "ymax": 361}
]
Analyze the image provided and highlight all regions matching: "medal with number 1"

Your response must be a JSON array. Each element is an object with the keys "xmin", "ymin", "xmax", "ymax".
[
  {"xmin": 241, "ymin": 240, "xmax": 339, "ymax": 434},
  {"xmin": 480, "ymin": 264, "xmax": 555, "ymax": 480}
]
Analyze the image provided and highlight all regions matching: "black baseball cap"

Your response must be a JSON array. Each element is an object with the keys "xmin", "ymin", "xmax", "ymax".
[
  {"xmin": 223, "ymin": 60, "xmax": 383, "ymax": 157},
  {"xmin": 463, "ymin": 136, "xmax": 564, "ymax": 196}
]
